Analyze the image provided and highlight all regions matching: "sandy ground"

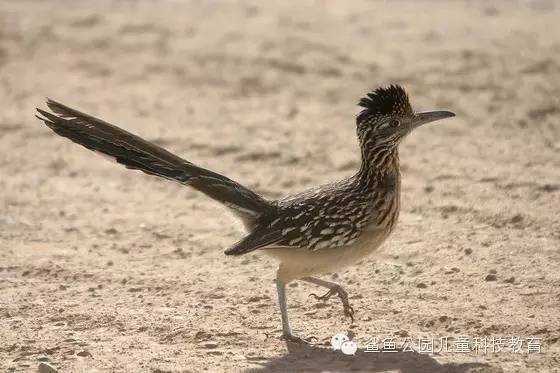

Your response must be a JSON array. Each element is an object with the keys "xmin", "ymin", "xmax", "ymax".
[{"xmin": 1, "ymin": 0, "xmax": 559, "ymax": 372}]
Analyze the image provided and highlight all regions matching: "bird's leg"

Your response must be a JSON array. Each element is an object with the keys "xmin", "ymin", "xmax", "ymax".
[
  {"xmin": 303, "ymin": 276, "xmax": 355, "ymax": 323},
  {"xmin": 276, "ymin": 278, "xmax": 316, "ymax": 344}
]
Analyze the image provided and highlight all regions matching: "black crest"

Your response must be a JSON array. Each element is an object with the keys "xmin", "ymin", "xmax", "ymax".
[{"xmin": 357, "ymin": 85, "xmax": 412, "ymax": 122}]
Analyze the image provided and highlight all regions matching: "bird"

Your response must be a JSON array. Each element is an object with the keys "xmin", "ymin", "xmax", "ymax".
[{"xmin": 35, "ymin": 85, "xmax": 455, "ymax": 344}]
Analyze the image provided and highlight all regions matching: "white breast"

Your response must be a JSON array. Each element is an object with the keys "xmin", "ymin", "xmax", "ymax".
[{"xmin": 264, "ymin": 225, "xmax": 391, "ymax": 283}]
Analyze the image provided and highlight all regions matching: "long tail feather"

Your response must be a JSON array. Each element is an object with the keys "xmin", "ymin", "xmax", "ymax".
[{"xmin": 36, "ymin": 99, "xmax": 273, "ymax": 219}]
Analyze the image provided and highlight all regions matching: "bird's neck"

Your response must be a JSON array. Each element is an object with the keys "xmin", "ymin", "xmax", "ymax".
[
  {"xmin": 357, "ymin": 143, "xmax": 400, "ymax": 184},
  {"xmin": 353, "ymin": 144, "xmax": 401, "ymax": 233}
]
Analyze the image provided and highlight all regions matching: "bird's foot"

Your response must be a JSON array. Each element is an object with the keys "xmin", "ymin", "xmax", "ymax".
[
  {"xmin": 281, "ymin": 332, "xmax": 317, "ymax": 345},
  {"xmin": 310, "ymin": 285, "xmax": 355, "ymax": 323}
]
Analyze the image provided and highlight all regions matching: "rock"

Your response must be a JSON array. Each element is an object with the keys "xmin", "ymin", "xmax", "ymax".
[
  {"xmin": 396, "ymin": 330, "xmax": 409, "ymax": 337},
  {"xmin": 416, "ymin": 282, "xmax": 428, "ymax": 288},
  {"xmin": 173, "ymin": 247, "xmax": 188, "ymax": 259},
  {"xmin": 464, "ymin": 248, "xmax": 473, "ymax": 255},
  {"xmin": 104, "ymin": 227, "xmax": 119, "ymax": 235},
  {"xmin": 195, "ymin": 331, "xmax": 212, "ymax": 341},
  {"xmin": 38, "ymin": 362, "xmax": 58, "ymax": 373},
  {"xmin": 153, "ymin": 231, "xmax": 172, "ymax": 239},
  {"xmin": 509, "ymin": 214, "xmax": 523, "ymax": 224},
  {"xmin": 37, "ymin": 356, "xmax": 50, "ymax": 362},
  {"xmin": 485, "ymin": 274, "xmax": 497, "ymax": 281},
  {"xmin": 203, "ymin": 341, "xmax": 219, "ymax": 349},
  {"xmin": 76, "ymin": 350, "xmax": 91, "ymax": 357},
  {"xmin": 504, "ymin": 276, "xmax": 515, "ymax": 284}
]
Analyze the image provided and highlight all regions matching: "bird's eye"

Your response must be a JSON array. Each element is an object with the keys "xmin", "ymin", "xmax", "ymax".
[{"xmin": 389, "ymin": 119, "xmax": 401, "ymax": 127}]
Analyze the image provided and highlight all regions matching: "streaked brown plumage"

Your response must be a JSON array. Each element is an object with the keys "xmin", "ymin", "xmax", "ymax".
[{"xmin": 35, "ymin": 85, "xmax": 455, "ymax": 344}]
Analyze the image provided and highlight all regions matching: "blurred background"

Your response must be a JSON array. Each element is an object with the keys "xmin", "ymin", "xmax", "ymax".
[{"xmin": 1, "ymin": 1, "xmax": 559, "ymax": 372}]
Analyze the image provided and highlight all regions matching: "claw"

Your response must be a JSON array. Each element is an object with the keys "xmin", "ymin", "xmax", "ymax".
[
  {"xmin": 309, "ymin": 289, "xmax": 335, "ymax": 302},
  {"xmin": 282, "ymin": 332, "xmax": 317, "ymax": 345},
  {"xmin": 309, "ymin": 285, "xmax": 355, "ymax": 324},
  {"xmin": 345, "ymin": 304, "xmax": 355, "ymax": 324}
]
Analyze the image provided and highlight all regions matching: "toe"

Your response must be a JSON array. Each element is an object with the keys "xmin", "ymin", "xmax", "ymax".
[{"xmin": 282, "ymin": 333, "xmax": 317, "ymax": 345}]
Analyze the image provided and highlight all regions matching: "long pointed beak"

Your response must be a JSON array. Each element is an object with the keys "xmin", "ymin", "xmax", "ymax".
[{"xmin": 413, "ymin": 110, "xmax": 455, "ymax": 128}]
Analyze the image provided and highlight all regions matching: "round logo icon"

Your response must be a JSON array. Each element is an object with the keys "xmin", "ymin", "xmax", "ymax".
[
  {"xmin": 341, "ymin": 340, "xmax": 358, "ymax": 355},
  {"xmin": 331, "ymin": 333, "xmax": 349, "ymax": 350}
]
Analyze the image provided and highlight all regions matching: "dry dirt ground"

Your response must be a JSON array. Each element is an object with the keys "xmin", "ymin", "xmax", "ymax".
[{"xmin": 1, "ymin": 1, "xmax": 559, "ymax": 372}]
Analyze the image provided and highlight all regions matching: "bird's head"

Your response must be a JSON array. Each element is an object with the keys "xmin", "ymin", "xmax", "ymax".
[{"xmin": 356, "ymin": 85, "xmax": 455, "ymax": 148}]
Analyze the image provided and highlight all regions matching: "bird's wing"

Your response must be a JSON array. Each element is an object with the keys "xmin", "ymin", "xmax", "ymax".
[
  {"xmin": 225, "ymin": 192, "xmax": 367, "ymax": 255},
  {"xmin": 36, "ymin": 99, "xmax": 273, "ymax": 219},
  {"xmin": 224, "ymin": 226, "xmax": 288, "ymax": 255}
]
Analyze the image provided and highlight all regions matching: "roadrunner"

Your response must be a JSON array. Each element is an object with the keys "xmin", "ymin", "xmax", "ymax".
[{"xmin": 36, "ymin": 85, "xmax": 455, "ymax": 343}]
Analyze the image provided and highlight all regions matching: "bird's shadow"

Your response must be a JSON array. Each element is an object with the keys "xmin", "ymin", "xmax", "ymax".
[{"xmin": 245, "ymin": 342, "xmax": 494, "ymax": 373}]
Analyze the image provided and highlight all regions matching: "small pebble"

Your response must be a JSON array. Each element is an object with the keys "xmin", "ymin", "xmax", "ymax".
[
  {"xmin": 203, "ymin": 341, "xmax": 219, "ymax": 349},
  {"xmin": 416, "ymin": 282, "xmax": 428, "ymax": 288},
  {"xmin": 485, "ymin": 274, "xmax": 497, "ymax": 281},
  {"xmin": 195, "ymin": 331, "xmax": 212, "ymax": 340},
  {"xmin": 396, "ymin": 330, "xmax": 409, "ymax": 337},
  {"xmin": 76, "ymin": 350, "xmax": 91, "ymax": 357},
  {"xmin": 510, "ymin": 214, "xmax": 523, "ymax": 224},
  {"xmin": 38, "ymin": 362, "xmax": 58, "ymax": 373}
]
